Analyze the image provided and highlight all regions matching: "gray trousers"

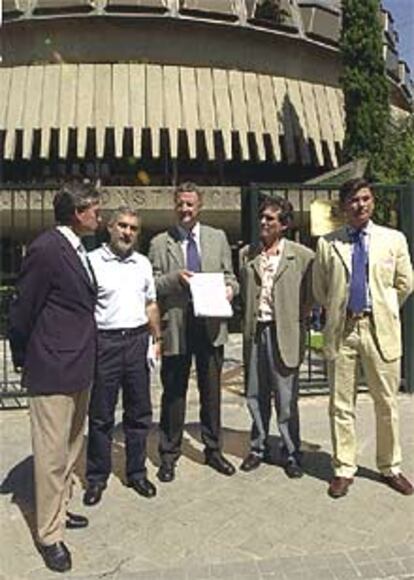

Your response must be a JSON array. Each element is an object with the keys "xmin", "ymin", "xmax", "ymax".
[{"xmin": 246, "ymin": 322, "xmax": 300, "ymax": 460}]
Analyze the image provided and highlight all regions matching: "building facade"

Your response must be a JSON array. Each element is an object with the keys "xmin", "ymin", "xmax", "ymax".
[{"xmin": 1, "ymin": 0, "xmax": 413, "ymax": 255}]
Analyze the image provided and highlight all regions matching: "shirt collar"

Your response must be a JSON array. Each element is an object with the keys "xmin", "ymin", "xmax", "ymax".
[
  {"xmin": 260, "ymin": 237, "xmax": 285, "ymax": 257},
  {"xmin": 101, "ymin": 243, "xmax": 138, "ymax": 263},
  {"xmin": 177, "ymin": 221, "xmax": 200, "ymax": 241},
  {"xmin": 347, "ymin": 220, "xmax": 373, "ymax": 238},
  {"xmin": 56, "ymin": 225, "xmax": 82, "ymax": 251}
]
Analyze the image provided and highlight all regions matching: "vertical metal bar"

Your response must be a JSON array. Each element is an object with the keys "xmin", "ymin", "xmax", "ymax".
[
  {"xmin": 399, "ymin": 183, "xmax": 414, "ymax": 392},
  {"xmin": 241, "ymin": 185, "xmax": 259, "ymax": 245}
]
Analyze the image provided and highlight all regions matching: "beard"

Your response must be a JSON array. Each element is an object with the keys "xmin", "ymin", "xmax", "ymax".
[{"xmin": 110, "ymin": 238, "xmax": 134, "ymax": 257}]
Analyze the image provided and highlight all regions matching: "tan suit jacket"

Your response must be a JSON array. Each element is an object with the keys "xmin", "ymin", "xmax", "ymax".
[
  {"xmin": 148, "ymin": 224, "xmax": 239, "ymax": 356},
  {"xmin": 241, "ymin": 240, "xmax": 314, "ymax": 370},
  {"xmin": 313, "ymin": 223, "xmax": 413, "ymax": 362}
]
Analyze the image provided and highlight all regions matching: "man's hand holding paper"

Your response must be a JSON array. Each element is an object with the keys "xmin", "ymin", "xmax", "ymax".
[{"xmin": 189, "ymin": 273, "xmax": 233, "ymax": 318}]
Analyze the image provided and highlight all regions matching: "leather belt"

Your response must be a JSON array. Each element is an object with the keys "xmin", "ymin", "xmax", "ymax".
[
  {"xmin": 346, "ymin": 310, "xmax": 371, "ymax": 321},
  {"xmin": 98, "ymin": 324, "xmax": 149, "ymax": 337}
]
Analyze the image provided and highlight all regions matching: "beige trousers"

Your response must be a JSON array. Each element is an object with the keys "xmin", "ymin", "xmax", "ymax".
[
  {"xmin": 328, "ymin": 316, "xmax": 402, "ymax": 479},
  {"xmin": 30, "ymin": 389, "xmax": 89, "ymax": 546}
]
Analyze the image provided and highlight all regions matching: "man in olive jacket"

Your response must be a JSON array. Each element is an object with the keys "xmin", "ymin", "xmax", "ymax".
[{"xmin": 240, "ymin": 196, "xmax": 314, "ymax": 478}]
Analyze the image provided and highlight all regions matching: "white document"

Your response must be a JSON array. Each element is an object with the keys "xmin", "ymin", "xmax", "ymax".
[{"xmin": 189, "ymin": 273, "xmax": 233, "ymax": 318}]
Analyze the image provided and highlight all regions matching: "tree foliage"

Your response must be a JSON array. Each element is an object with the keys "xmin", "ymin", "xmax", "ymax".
[
  {"xmin": 340, "ymin": 0, "xmax": 389, "ymax": 167},
  {"xmin": 371, "ymin": 114, "xmax": 414, "ymax": 183}
]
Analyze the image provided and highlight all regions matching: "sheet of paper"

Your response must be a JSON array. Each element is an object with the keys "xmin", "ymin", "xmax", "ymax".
[{"xmin": 189, "ymin": 273, "xmax": 233, "ymax": 318}]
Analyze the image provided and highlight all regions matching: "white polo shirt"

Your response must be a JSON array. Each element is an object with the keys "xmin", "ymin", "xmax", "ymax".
[{"xmin": 88, "ymin": 244, "xmax": 156, "ymax": 330}]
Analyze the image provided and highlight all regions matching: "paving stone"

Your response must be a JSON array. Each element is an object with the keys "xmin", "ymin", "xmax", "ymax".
[
  {"xmin": 348, "ymin": 549, "xmax": 374, "ymax": 565},
  {"xmin": 377, "ymin": 560, "xmax": 407, "ymax": 577},
  {"xmin": 391, "ymin": 545, "xmax": 414, "ymax": 558},
  {"xmin": 355, "ymin": 562, "xmax": 386, "ymax": 578},
  {"xmin": 258, "ymin": 558, "xmax": 281, "ymax": 574},
  {"xmin": 329, "ymin": 565, "xmax": 359, "ymax": 579},
  {"xmin": 366, "ymin": 547, "xmax": 398, "ymax": 562},
  {"xmin": 1, "ymin": 370, "xmax": 414, "ymax": 580},
  {"xmin": 401, "ymin": 557, "xmax": 414, "ymax": 574}
]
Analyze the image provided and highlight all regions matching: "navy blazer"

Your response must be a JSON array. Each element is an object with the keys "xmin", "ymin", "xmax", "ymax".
[{"xmin": 9, "ymin": 228, "xmax": 97, "ymax": 395}]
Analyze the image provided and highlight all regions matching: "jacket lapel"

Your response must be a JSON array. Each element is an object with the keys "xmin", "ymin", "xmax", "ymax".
[
  {"xmin": 332, "ymin": 227, "xmax": 352, "ymax": 274},
  {"xmin": 368, "ymin": 223, "xmax": 382, "ymax": 279},
  {"xmin": 273, "ymin": 240, "xmax": 295, "ymax": 283},
  {"xmin": 55, "ymin": 230, "xmax": 95, "ymax": 293},
  {"xmin": 167, "ymin": 226, "xmax": 185, "ymax": 269}
]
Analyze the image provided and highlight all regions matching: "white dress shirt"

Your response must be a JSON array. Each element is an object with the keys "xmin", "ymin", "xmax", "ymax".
[{"xmin": 88, "ymin": 244, "xmax": 156, "ymax": 330}]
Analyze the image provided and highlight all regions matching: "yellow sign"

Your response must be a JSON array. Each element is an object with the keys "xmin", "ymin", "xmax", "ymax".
[{"xmin": 310, "ymin": 199, "xmax": 344, "ymax": 237}]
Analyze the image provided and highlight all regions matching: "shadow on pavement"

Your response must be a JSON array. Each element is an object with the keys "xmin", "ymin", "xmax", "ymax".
[{"xmin": 0, "ymin": 455, "xmax": 37, "ymax": 542}]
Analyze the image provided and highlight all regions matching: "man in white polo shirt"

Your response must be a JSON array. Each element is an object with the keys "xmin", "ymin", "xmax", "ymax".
[{"xmin": 83, "ymin": 206, "xmax": 161, "ymax": 506}]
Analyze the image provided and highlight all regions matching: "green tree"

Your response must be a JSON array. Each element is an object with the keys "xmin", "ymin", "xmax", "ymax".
[
  {"xmin": 372, "ymin": 114, "xmax": 414, "ymax": 183},
  {"xmin": 340, "ymin": 0, "xmax": 389, "ymax": 168}
]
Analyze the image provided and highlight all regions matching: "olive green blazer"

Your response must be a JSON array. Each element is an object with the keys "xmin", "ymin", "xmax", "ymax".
[{"xmin": 241, "ymin": 239, "xmax": 314, "ymax": 370}]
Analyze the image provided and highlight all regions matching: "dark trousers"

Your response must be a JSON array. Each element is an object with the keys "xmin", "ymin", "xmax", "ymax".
[
  {"xmin": 159, "ymin": 316, "xmax": 224, "ymax": 464},
  {"xmin": 86, "ymin": 328, "xmax": 152, "ymax": 485}
]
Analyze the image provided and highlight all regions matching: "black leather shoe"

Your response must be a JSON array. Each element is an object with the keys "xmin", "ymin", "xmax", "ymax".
[
  {"xmin": 240, "ymin": 453, "xmax": 262, "ymax": 472},
  {"xmin": 206, "ymin": 453, "xmax": 236, "ymax": 476},
  {"xmin": 83, "ymin": 483, "xmax": 105, "ymax": 506},
  {"xmin": 128, "ymin": 477, "xmax": 157, "ymax": 498},
  {"xmin": 39, "ymin": 541, "xmax": 72, "ymax": 573},
  {"xmin": 65, "ymin": 511, "xmax": 89, "ymax": 529},
  {"xmin": 284, "ymin": 461, "xmax": 304, "ymax": 479},
  {"xmin": 157, "ymin": 463, "xmax": 175, "ymax": 483}
]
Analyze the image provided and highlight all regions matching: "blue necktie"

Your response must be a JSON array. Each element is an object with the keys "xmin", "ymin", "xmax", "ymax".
[
  {"xmin": 348, "ymin": 229, "xmax": 368, "ymax": 314},
  {"xmin": 186, "ymin": 231, "xmax": 201, "ymax": 272}
]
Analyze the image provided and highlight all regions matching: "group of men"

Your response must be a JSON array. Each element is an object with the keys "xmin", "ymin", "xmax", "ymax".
[{"xmin": 8, "ymin": 177, "xmax": 413, "ymax": 573}]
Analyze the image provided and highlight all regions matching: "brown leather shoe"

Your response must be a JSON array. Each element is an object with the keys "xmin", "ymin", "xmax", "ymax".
[
  {"xmin": 328, "ymin": 477, "xmax": 353, "ymax": 498},
  {"xmin": 381, "ymin": 473, "xmax": 413, "ymax": 496}
]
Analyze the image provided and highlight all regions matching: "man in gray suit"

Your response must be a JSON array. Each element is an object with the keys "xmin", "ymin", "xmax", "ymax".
[
  {"xmin": 149, "ymin": 182, "xmax": 239, "ymax": 482},
  {"xmin": 240, "ymin": 196, "xmax": 314, "ymax": 478}
]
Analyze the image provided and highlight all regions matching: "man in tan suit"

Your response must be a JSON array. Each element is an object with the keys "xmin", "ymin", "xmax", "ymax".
[
  {"xmin": 240, "ymin": 196, "xmax": 314, "ymax": 478},
  {"xmin": 313, "ymin": 178, "xmax": 413, "ymax": 498},
  {"xmin": 149, "ymin": 182, "xmax": 239, "ymax": 482}
]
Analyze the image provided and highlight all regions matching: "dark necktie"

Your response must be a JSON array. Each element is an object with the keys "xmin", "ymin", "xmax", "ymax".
[
  {"xmin": 348, "ymin": 229, "xmax": 368, "ymax": 314},
  {"xmin": 186, "ymin": 231, "xmax": 201, "ymax": 272}
]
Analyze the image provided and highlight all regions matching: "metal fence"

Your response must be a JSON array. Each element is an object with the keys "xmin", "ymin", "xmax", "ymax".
[{"xmin": 1, "ymin": 183, "xmax": 413, "ymax": 406}]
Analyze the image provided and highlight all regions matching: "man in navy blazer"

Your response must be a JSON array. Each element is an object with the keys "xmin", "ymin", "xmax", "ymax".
[{"xmin": 9, "ymin": 180, "xmax": 101, "ymax": 573}]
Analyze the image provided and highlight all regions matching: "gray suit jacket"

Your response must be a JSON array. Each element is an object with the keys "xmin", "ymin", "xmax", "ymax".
[
  {"xmin": 148, "ymin": 224, "xmax": 239, "ymax": 355},
  {"xmin": 241, "ymin": 239, "xmax": 314, "ymax": 370}
]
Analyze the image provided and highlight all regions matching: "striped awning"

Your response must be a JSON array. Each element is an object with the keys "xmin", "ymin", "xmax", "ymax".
[{"xmin": 0, "ymin": 63, "xmax": 345, "ymax": 166}]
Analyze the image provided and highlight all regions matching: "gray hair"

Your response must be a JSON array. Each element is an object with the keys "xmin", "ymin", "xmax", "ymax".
[
  {"xmin": 53, "ymin": 179, "xmax": 100, "ymax": 225},
  {"xmin": 107, "ymin": 206, "xmax": 140, "ymax": 227},
  {"xmin": 174, "ymin": 181, "xmax": 203, "ymax": 203}
]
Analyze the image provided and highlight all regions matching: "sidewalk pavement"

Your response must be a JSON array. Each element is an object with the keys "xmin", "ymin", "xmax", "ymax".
[{"xmin": 1, "ymin": 337, "xmax": 413, "ymax": 580}]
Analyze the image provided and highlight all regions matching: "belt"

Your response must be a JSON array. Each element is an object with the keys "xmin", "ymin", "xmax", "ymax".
[
  {"xmin": 346, "ymin": 310, "xmax": 372, "ymax": 321},
  {"xmin": 98, "ymin": 324, "xmax": 149, "ymax": 337}
]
